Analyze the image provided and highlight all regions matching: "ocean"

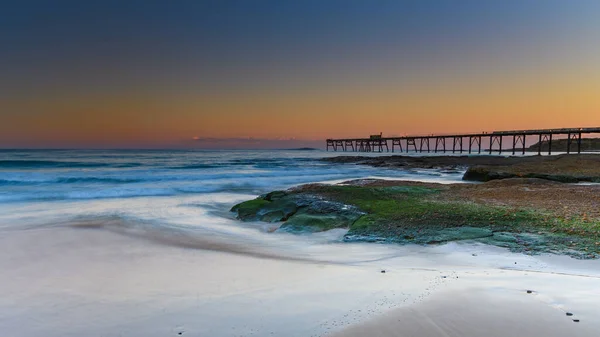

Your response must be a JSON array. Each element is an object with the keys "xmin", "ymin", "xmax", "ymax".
[{"xmin": 0, "ymin": 149, "xmax": 463, "ymax": 237}]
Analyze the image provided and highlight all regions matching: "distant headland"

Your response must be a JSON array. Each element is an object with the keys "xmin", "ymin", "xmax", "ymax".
[{"xmin": 527, "ymin": 137, "xmax": 600, "ymax": 152}]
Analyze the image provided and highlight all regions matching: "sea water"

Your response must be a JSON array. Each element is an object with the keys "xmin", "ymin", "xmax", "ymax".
[{"xmin": 0, "ymin": 149, "xmax": 464, "ymax": 257}]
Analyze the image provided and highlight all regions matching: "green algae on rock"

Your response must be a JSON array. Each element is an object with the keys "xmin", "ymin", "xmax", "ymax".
[
  {"xmin": 231, "ymin": 197, "xmax": 298, "ymax": 223},
  {"xmin": 231, "ymin": 180, "xmax": 600, "ymax": 258},
  {"xmin": 231, "ymin": 189, "xmax": 364, "ymax": 233}
]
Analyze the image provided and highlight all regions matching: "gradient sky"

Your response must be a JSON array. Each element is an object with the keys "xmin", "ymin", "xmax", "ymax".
[{"xmin": 2, "ymin": 0, "xmax": 600, "ymax": 148}]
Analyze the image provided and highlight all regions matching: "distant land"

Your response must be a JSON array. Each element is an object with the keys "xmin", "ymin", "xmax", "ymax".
[
  {"xmin": 480, "ymin": 137, "xmax": 600, "ymax": 153},
  {"xmin": 527, "ymin": 137, "xmax": 600, "ymax": 152}
]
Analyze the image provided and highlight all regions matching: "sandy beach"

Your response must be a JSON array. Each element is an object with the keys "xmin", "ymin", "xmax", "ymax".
[
  {"xmin": 2, "ymin": 223, "xmax": 599, "ymax": 337},
  {"xmin": 332, "ymin": 288, "xmax": 600, "ymax": 337}
]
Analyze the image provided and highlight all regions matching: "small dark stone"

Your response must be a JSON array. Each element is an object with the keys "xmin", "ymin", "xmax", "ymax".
[
  {"xmin": 573, "ymin": 319, "xmax": 580, "ymax": 323},
  {"xmin": 526, "ymin": 290, "xmax": 533, "ymax": 294},
  {"xmin": 566, "ymin": 312, "xmax": 573, "ymax": 316}
]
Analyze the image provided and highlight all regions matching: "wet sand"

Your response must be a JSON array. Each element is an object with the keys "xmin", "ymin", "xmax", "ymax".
[
  {"xmin": 2, "ymin": 225, "xmax": 600, "ymax": 337},
  {"xmin": 332, "ymin": 289, "xmax": 599, "ymax": 337}
]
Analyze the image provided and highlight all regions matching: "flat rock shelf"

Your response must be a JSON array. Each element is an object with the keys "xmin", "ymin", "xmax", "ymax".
[{"xmin": 232, "ymin": 178, "xmax": 600, "ymax": 259}]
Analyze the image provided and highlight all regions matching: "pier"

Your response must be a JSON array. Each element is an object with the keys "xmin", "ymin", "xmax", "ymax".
[{"xmin": 326, "ymin": 127, "xmax": 600, "ymax": 155}]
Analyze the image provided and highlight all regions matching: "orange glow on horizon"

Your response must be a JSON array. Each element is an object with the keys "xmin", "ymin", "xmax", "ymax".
[{"xmin": 2, "ymin": 62, "xmax": 600, "ymax": 148}]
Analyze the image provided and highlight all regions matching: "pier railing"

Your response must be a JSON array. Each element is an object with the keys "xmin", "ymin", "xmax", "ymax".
[{"xmin": 326, "ymin": 127, "xmax": 600, "ymax": 155}]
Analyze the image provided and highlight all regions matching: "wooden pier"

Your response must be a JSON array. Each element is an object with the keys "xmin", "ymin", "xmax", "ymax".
[{"xmin": 326, "ymin": 127, "xmax": 600, "ymax": 155}]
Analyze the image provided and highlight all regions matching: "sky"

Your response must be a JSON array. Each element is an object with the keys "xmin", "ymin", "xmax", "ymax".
[{"xmin": 2, "ymin": 0, "xmax": 600, "ymax": 149}]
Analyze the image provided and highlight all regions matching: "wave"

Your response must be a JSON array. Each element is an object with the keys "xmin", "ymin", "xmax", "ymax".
[
  {"xmin": 0, "ymin": 150, "xmax": 465, "ymax": 205},
  {"xmin": 0, "ymin": 160, "xmax": 142, "ymax": 169},
  {"xmin": 55, "ymin": 177, "xmax": 143, "ymax": 184},
  {"xmin": 0, "ymin": 176, "xmax": 144, "ymax": 185},
  {"xmin": 0, "ymin": 179, "xmax": 25, "ymax": 186},
  {"xmin": 168, "ymin": 163, "xmax": 224, "ymax": 169},
  {"xmin": 0, "ymin": 167, "xmax": 337, "ymax": 186},
  {"xmin": 1, "ymin": 157, "xmax": 319, "ymax": 171},
  {"xmin": 0, "ymin": 160, "xmax": 105, "ymax": 168},
  {"xmin": 285, "ymin": 147, "xmax": 320, "ymax": 151},
  {"xmin": 0, "ymin": 170, "xmax": 365, "ymax": 202},
  {"xmin": 0, "ymin": 188, "xmax": 175, "ymax": 202},
  {"xmin": 168, "ymin": 157, "xmax": 315, "ymax": 170}
]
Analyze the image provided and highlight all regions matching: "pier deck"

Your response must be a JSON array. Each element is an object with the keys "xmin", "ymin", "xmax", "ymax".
[{"xmin": 326, "ymin": 127, "xmax": 600, "ymax": 155}]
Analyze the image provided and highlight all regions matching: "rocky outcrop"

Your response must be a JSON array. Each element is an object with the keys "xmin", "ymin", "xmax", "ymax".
[
  {"xmin": 527, "ymin": 138, "xmax": 600, "ymax": 152},
  {"xmin": 231, "ymin": 179, "xmax": 600, "ymax": 259},
  {"xmin": 462, "ymin": 166, "xmax": 517, "ymax": 182},
  {"xmin": 324, "ymin": 154, "xmax": 600, "ymax": 183},
  {"xmin": 231, "ymin": 190, "xmax": 364, "ymax": 233}
]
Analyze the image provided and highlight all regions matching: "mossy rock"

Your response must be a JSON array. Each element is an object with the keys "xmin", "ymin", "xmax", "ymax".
[
  {"xmin": 380, "ymin": 185, "xmax": 441, "ymax": 195},
  {"xmin": 264, "ymin": 190, "xmax": 288, "ymax": 201},
  {"xmin": 489, "ymin": 232, "xmax": 518, "ymax": 243},
  {"xmin": 479, "ymin": 232, "xmax": 551, "ymax": 254},
  {"xmin": 231, "ymin": 181, "xmax": 600, "ymax": 258},
  {"xmin": 277, "ymin": 201, "xmax": 363, "ymax": 233},
  {"xmin": 231, "ymin": 199, "xmax": 272, "ymax": 221},
  {"xmin": 427, "ymin": 226, "xmax": 493, "ymax": 243},
  {"xmin": 260, "ymin": 210, "xmax": 287, "ymax": 223},
  {"xmin": 278, "ymin": 214, "xmax": 351, "ymax": 233},
  {"xmin": 523, "ymin": 173, "xmax": 580, "ymax": 183},
  {"xmin": 463, "ymin": 166, "xmax": 517, "ymax": 182},
  {"xmin": 231, "ymin": 197, "xmax": 299, "ymax": 222}
]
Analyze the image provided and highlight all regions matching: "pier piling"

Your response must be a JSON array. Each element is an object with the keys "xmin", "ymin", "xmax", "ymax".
[{"xmin": 326, "ymin": 127, "xmax": 599, "ymax": 154}]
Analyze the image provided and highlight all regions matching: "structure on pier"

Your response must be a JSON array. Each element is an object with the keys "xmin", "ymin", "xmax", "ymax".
[{"xmin": 326, "ymin": 127, "xmax": 600, "ymax": 155}]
